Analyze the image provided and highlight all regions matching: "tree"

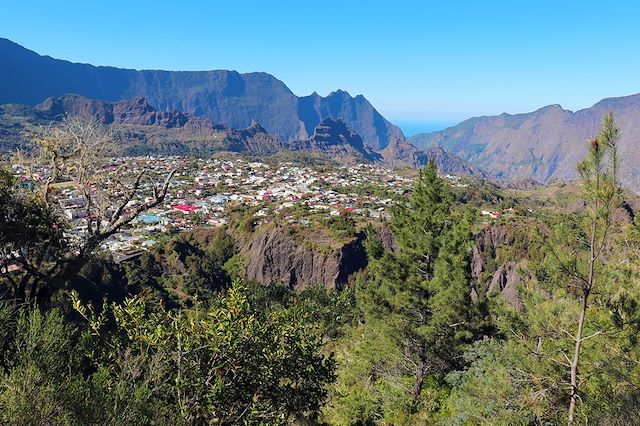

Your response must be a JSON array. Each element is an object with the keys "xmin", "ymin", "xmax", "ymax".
[
  {"xmin": 565, "ymin": 112, "xmax": 623, "ymax": 424},
  {"xmin": 3, "ymin": 117, "xmax": 175, "ymax": 304},
  {"xmin": 329, "ymin": 160, "xmax": 478, "ymax": 423},
  {"xmin": 72, "ymin": 280, "xmax": 336, "ymax": 425},
  {"xmin": 0, "ymin": 305, "xmax": 94, "ymax": 425},
  {"xmin": 0, "ymin": 170, "xmax": 67, "ymax": 305}
]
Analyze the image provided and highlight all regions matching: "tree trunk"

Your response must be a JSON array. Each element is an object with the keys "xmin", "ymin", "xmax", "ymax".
[
  {"xmin": 567, "ymin": 207, "xmax": 598, "ymax": 425},
  {"xmin": 410, "ymin": 348, "xmax": 426, "ymax": 413},
  {"xmin": 567, "ymin": 295, "xmax": 588, "ymax": 425}
]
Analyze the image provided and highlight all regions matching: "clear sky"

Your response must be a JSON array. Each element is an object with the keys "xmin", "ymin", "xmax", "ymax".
[{"xmin": 2, "ymin": 0, "xmax": 640, "ymax": 135}]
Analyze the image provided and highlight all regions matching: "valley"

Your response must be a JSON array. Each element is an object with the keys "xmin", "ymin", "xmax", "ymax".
[{"xmin": 2, "ymin": 14, "xmax": 640, "ymax": 424}]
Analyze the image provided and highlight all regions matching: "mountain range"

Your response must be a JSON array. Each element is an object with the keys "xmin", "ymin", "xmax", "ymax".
[
  {"xmin": 0, "ymin": 37, "xmax": 402, "ymax": 150},
  {"xmin": 7, "ymin": 37, "xmax": 640, "ymax": 189},
  {"xmin": 0, "ymin": 93, "xmax": 485, "ymax": 178},
  {"xmin": 410, "ymin": 94, "xmax": 640, "ymax": 190}
]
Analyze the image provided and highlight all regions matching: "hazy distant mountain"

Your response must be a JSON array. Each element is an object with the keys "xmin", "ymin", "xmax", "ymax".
[
  {"xmin": 409, "ymin": 94, "xmax": 640, "ymax": 190},
  {"xmin": 381, "ymin": 136, "xmax": 488, "ymax": 179},
  {"xmin": 0, "ymin": 37, "xmax": 403, "ymax": 150}
]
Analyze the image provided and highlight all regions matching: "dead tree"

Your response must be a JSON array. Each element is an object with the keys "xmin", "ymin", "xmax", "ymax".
[{"xmin": 4, "ymin": 117, "xmax": 176, "ymax": 304}]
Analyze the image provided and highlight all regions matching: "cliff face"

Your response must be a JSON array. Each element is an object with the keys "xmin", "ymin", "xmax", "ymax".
[
  {"xmin": 239, "ymin": 227, "xmax": 367, "ymax": 289},
  {"xmin": 470, "ymin": 224, "xmax": 513, "ymax": 282},
  {"xmin": 469, "ymin": 223, "xmax": 533, "ymax": 311},
  {"xmin": 36, "ymin": 95, "xmax": 190, "ymax": 128},
  {"xmin": 0, "ymin": 37, "xmax": 403, "ymax": 149},
  {"xmin": 34, "ymin": 95, "xmax": 190, "ymax": 129}
]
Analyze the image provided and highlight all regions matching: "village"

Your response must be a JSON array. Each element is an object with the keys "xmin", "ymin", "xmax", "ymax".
[
  {"xmin": 10, "ymin": 155, "xmax": 515, "ymax": 257},
  {"xmin": 11, "ymin": 156, "xmax": 408, "ymax": 255}
]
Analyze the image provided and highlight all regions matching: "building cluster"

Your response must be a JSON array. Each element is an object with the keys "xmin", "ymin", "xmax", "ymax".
[{"xmin": 12, "ymin": 156, "xmax": 419, "ymax": 255}]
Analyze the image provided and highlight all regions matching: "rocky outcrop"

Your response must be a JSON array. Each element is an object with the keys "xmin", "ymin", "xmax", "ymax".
[
  {"xmin": 240, "ymin": 227, "xmax": 367, "ymax": 289},
  {"xmin": 374, "ymin": 223, "xmax": 398, "ymax": 253},
  {"xmin": 381, "ymin": 136, "xmax": 488, "ymax": 178},
  {"xmin": 226, "ymin": 122, "xmax": 288, "ymax": 156},
  {"xmin": 508, "ymin": 178, "xmax": 542, "ymax": 190},
  {"xmin": 289, "ymin": 118, "xmax": 380, "ymax": 162},
  {"xmin": 487, "ymin": 261, "xmax": 525, "ymax": 312},
  {"xmin": 469, "ymin": 224, "xmax": 530, "ymax": 310},
  {"xmin": 36, "ymin": 95, "xmax": 190, "ymax": 128},
  {"xmin": 239, "ymin": 220, "xmax": 531, "ymax": 307},
  {"xmin": 470, "ymin": 225, "xmax": 513, "ymax": 282}
]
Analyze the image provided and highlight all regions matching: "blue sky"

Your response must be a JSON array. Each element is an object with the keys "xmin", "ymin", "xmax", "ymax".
[{"xmin": 2, "ymin": 0, "xmax": 640, "ymax": 135}]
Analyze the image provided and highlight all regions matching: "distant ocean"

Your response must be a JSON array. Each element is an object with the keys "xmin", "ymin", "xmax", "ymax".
[{"xmin": 392, "ymin": 120, "xmax": 457, "ymax": 138}]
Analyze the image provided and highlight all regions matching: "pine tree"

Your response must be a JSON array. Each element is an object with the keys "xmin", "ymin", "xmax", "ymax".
[
  {"xmin": 566, "ymin": 112, "xmax": 623, "ymax": 424},
  {"xmin": 355, "ymin": 159, "xmax": 476, "ymax": 419}
]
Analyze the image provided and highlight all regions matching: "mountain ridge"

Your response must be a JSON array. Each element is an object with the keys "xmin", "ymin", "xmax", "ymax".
[
  {"xmin": 0, "ymin": 37, "xmax": 403, "ymax": 150},
  {"xmin": 0, "ymin": 93, "xmax": 484, "ymax": 177},
  {"xmin": 409, "ymin": 93, "xmax": 640, "ymax": 190}
]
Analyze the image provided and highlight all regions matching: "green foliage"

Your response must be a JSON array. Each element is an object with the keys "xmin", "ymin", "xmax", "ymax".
[
  {"xmin": 129, "ymin": 227, "xmax": 237, "ymax": 307},
  {"xmin": 324, "ymin": 211, "xmax": 358, "ymax": 241},
  {"xmin": 0, "ymin": 169, "xmax": 68, "ymax": 303},
  {"xmin": 0, "ymin": 306, "xmax": 94, "ymax": 426},
  {"xmin": 327, "ymin": 160, "xmax": 482, "ymax": 424},
  {"xmin": 74, "ymin": 280, "xmax": 336, "ymax": 425},
  {"xmin": 247, "ymin": 281, "xmax": 358, "ymax": 340}
]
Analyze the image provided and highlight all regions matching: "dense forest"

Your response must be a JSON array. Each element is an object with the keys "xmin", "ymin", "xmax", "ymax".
[{"xmin": 2, "ymin": 113, "xmax": 640, "ymax": 425}]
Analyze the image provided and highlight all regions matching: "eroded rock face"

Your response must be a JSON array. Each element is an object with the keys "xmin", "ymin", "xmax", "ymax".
[
  {"xmin": 470, "ymin": 225, "xmax": 512, "ymax": 282},
  {"xmin": 375, "ymin": 224, "xmax": 397, "ymax": 253},
  {"xmin": 488, "ymin": 261, "xmax": 525, "ymax": 312},
  {"xmin": 240, "ymin": 227, "xmax": 367, "ymax": 289},
  {"xmin": 36, "ymin": 95, "xmax": 190, "ymax": 128},
  {"xmin": 239, "ymin": 221, "xmax": 532, "ymax": 310},
  {"xmin": 381, "ymin": 137, "xmax": 488, "ymax": 179},
  {"xmin": 470, "ymin": 224, "xmax": 531, "ymax": 310}
]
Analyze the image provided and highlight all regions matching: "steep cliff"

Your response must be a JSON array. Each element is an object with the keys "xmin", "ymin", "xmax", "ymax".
[{"xmin": 239, "ymin": 226, "xmax": 367, "ymax": 289}]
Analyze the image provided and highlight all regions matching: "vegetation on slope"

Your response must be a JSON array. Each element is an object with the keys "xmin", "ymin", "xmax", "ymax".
[{"xmin": 1, "ymin": 113, "xmax": 640, "ymax": 424}]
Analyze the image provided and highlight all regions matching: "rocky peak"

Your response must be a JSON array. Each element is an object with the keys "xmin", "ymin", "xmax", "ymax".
[
  {"xmin": 36, "ymin": 94, "xmax": 115, "ymax": 124},
  {"xmin": 288, "ymin": 118, "xmax": 377, "ymax": 162},
  {"xmin": 311, "ymin": 118, "xmax": 361, "ymax": 144},
  {"xmin": 244, "ymin": 121, "xmax": 268, "ymax": 135}
]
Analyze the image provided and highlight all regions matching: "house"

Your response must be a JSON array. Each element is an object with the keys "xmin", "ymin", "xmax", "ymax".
[{"xmin": 171, "ymin": 204, "xmax": 198, "ymax": 213}]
